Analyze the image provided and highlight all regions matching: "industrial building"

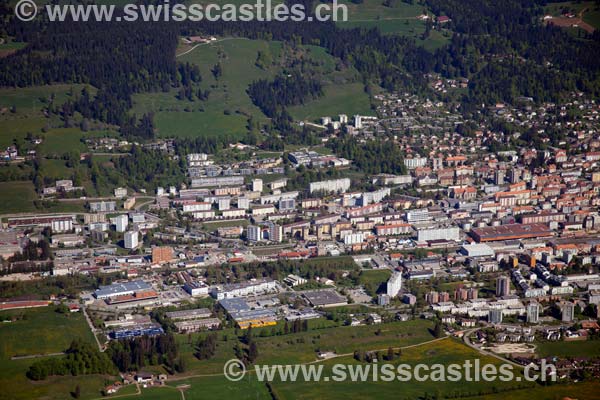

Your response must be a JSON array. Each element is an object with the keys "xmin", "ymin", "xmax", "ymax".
[
  {"xmin": 470, "ymin": 223, "xmax": 553, "ymax": 242},
  {"xmin": 210, "ymin": 278, "xmax": 277, "ymax": 300},
  {"xmin": 302, "ymin": 289, "xmax": 348, "ymax": 308}
]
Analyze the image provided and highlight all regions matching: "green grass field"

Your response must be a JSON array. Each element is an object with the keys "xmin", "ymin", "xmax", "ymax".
[
  {"xmin": 535, "ymin": 339, "xmax": 600, "ymax": 358},
  {"xmin": 544, "ymin": 1, "xmax": 600, "ymax": 30},
  {"xmin": 335, "ymin": 0, "xmax": 450, "ymax": 47},
  {"xmin": 0, "ymin": 84, "xmax": 92, "ymax": 118},
  {"xmin": 38, "ymin": 128, "xmax": 87, "ymax": 156},
  {"xmin": 133, "ymin": 38, "xmax": 281, "ymax": 139},
  {"xmin": 0, "ymin": 181, "xmax": 38, "ymax": 213},
  {"xmin": 0, "ymin": 306, "xmax": 110, "ymax": 400},
  {"xmin": 269, "ymin": 338, "xmax": 534, "ymax": 399},
  {"xmin": 288, "ymin": 83, "xmax": 374, "ymax": 122},
  {"xmin": 134, "ymin": 37, "xmax": 370, "ymax": 136},
  {"xmin": 471, "ymin": 381, "xmax": 600, "ymax": 400}
]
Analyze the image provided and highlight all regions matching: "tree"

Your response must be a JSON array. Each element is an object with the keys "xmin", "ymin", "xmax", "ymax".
[
  {"xmin": 386, "ymin": 347, "xmax": 395, "ymax": 361},
  {"xmin": 433, "ymin": 321, "xmax": 444, "ymax": 338},
  {"xmin": 248, "ymin": 341, "xmax": 259, "ymax": 364}
]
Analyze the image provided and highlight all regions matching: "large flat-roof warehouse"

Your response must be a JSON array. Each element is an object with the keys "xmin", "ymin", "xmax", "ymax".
[
  {"xmin": 302, "ymin": 289, "xmax": 348, "ymax": 308},
  {"xmin": 94, "ymin": 280, "xmax": 153, "ymax": 299},
  {"xmin": 470, "ymin": 223, "xmax": 553, "ymax": 242}
]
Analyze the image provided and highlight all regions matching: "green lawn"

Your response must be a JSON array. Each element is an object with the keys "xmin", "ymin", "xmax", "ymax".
[
  {"xmin": 0, "ymin": 84, "xmax": 92, "ymax": 118},
  {"xmin": 270, "ymin": 338, "xmax": 535, "ymax": 399},
  {"xmin": 0, "ymin": 307, "xmax": 95, "ymax": 358},
  {"xmin": 0, "ymin": 306, "xmax": 110, "ymax": 400},
  {"xmin": 357, "ymin": 269, "xmax": 391, "ymax": 295},
  {"xmin": 535, "ymin": 339, "xmax": 600, "ymax": 358},
  {"xmin": 472, "ymin": 381, "xmax": 600, "ymax": 400},
  {"xmin": 134, "ymin": 37, "xmax": 369, "ymax": 136},
  {"xmin": 133, "ymin": 38, "xmax": 282, "ymax": 139},
  {"xmin": 288, "ymin": 83, "xmax": 374, "ymax": 122},
  {"xmin": 0, "ymin": 181, "xmax": 38, "ymax": 213},
  {"xmin": 38, "ymin": 128, "xmax": 87, "ymax": 156}
]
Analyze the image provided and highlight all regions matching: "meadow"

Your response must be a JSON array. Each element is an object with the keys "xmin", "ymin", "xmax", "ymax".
[
  {"xmin": 0, "ymin": 181, "xmax": 38, "ymax": 213},
  {"xmin": 0, "ymin": 306, "xmax": 111, "ymax": 400},
  {"xmin": 134, "ymin": 37, "xmax": 373, "ymax": 135},
  {"xmin": 535, "ymin": 339, "xmax": 600, "ymax": 358}
]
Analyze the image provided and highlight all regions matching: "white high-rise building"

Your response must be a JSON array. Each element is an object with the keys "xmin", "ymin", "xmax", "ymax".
[
  {"xmin": 237, "ymin": 197, "xmax": 250, "ymax": 210},
  {"xmin": 386, "ymin": 271, "xmax": 402, "ymax": 298},
  {"xmin": 114, "ymin": 215, "xmax": 128, "ymax": 233},
  {"xmin": 354, "ymin": 115, "xmax": 362, "ymax": 129},
  {"xmin": 124, "ymin": 231, "xmax": 139, "ymax": 249},
  {"xmin": 247, "ymin": 225, "xmax": 262, "ymax": 242},
  {"xmin": 527, "ymin": 302, "xmax": 540, "ymax": 324},
  {"xmin": 252, "ymin": 179, "xmax": 263, "ymax": 193},
  {"xmin": 488, "ymin": 309, "xmax": 503, "ymax": 324},
  {"xmin": 218, "ymin": 197, "xmax": 231, "ymax": 211}
]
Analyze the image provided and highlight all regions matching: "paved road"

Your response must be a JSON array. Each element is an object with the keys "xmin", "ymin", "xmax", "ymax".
[{"xmin": 462, "ymin": 328, "xmax": 523, "ymax": 368}]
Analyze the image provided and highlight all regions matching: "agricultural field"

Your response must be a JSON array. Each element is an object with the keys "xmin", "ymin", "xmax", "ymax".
[
  {"xmin": 357, "ymin": 269, "xmax": 391, "ymax": 292},
  {"xmin": 134, "ymin": 37, "xmax": 369, "ymax": 136},
  {"xmin": 269, "ymin": 338, "xmax": 535, "ymax": 399},
  {"xmin": 0, "ymin": 181, "xmax": 38, "ymax": 213},
  {"xmin": 0, "ymin": 84, "xmax": 95, "ymax": 156},
  {"xmin": 0, "ymin": 306, "xmax": 110, "ymax": 400},
  {"xmin": 471, "ymin": 381, "xmax": 600, "ymax": 400},
  {"xmin": 544, "ymin": 1, "xmax": 600, "ymax": 33},
  {"xmin": 133, "ymin": 38, "xmax": 282, "ymax": 139},
  {"xmin": 535, "ymin": 339, "xmax": 600, "ymax": 358},
  {"xmin": 335, "ymin": 0, "xmax": 450, "ymax": 48},
  {"xmin": 288, "ymin": 83, "xmax": 374, "ymax": 122}
]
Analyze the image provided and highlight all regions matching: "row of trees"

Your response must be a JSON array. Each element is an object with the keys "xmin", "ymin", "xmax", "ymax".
[{"xmin": 27, "ymin": 340, "xmax": 115, "ymax": 380}]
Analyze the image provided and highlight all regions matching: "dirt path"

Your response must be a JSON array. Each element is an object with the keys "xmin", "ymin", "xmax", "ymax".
[{"xmin": 176, "ymin": 37, "xmax": 249, "ymax": 58}]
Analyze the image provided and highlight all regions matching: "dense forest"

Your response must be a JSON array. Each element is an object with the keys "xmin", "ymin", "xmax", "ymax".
[
  {"xmin": 27, "ymin": 339, "xmax": 115, "ymax": 380},
  {"xmin": 248, "ymin": 72, "xmax": 323, "ymax": 118},
  {"xmin": 328, "ymin": 137, "xmax": 407, "ymax": 175},
  {"xmin": 107, "ymin": 333, "xmax": 184, "ymax": 372},
  {"xmin": 0, "ymin": 0, "xmax": 599, "ymax": 136}
]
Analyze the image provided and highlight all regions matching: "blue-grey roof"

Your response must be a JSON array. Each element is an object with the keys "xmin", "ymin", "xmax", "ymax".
[{"xmin": 95, "ymin": 280, "xmax": 151, "ymax": 298}]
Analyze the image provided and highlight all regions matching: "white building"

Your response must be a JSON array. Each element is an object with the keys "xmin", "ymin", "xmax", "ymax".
[
  {"xmin": 309, "ymin": 178, "xmax": 351, "ymax": 194},
  {"xmin": 218, "ymin": 197, "xmax": 231, "ymax": 211},
  {"xmin": 237, "ymin": 197, "xmax": 250, "ymax": 210},
  {"xmin": 386, "ymin": 271, "xmax": 402, "ymax": 298},
  {"xmin": 124, "ymin": 231, "xmax": 139, "ymax": 249},
  {"xmin": 114, "ymin": 215, "xmax": 128, "ymax": 233},
  {"xmin": 114, "ymin": 187, "xmax": 128, "ymax": 198},
  {"xmin": 247, "ymin": 225, "xmax": 262, "ymax": 242},
  {"xmin": 417, "ymin": 227, "xmax": 460, "ymax": 242},
  {"xmin": 354, "ymin": 115, "xmax": 362, "ymax": 129},
  {"xmin": 527, "ymin": 302, "xmax": 540, "ymax": 323},
  {"xmin": 404, "ymin": 157, "xmax": 428, "ymax": 169},
  {"xmin": 252, "ymin": 179, "xmax": 263, "ymax": 193}
]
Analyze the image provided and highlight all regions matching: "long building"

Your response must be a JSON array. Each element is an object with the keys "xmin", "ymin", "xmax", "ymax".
[
  {"xmin": 470, "ymin": 223, "xmax": 553, "ymax": 242},
  {"xmin": 94, "ymin": 280, "xmax": 153, "ymax": 300},
  {"xmin": 210, "ymin": 278, "xmax": 277, "ymax": 300},
  {"xmin": 309, "ymin": 178, "xmax": 351, "ymax": 194}
]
